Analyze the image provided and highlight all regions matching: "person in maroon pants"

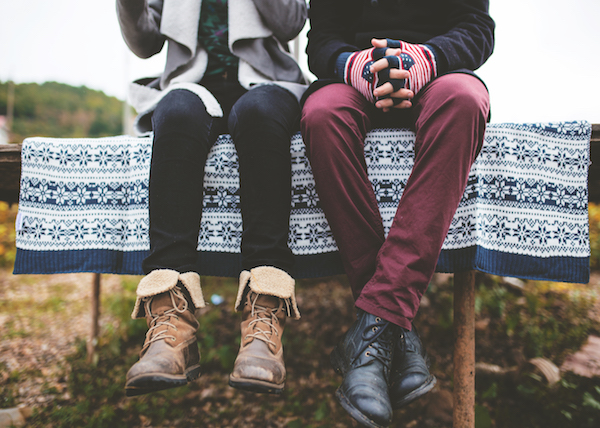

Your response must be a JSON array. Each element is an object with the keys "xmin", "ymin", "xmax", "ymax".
[{"xmin": 300, "ymin": 1, "xmax": 495, "ymax": 427}]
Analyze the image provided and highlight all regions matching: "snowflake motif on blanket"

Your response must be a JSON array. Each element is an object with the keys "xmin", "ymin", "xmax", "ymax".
[{"xmin": 14, "ymin": 123, "xmax": 592, "ymax": 282}]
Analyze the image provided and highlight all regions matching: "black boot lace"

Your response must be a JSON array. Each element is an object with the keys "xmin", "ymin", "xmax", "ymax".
[{"xmin": 353, "ymin": 317, "xmax": 397, "ymax": 374}]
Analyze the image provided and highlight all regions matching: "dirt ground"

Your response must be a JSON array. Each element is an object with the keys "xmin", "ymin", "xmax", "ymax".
[{"xmin": 1, "ymin": 270, "xmax": 599, "ymax": 427}]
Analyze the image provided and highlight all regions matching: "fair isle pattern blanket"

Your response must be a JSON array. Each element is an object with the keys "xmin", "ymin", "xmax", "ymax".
[{"xmin": 14, "ymin": 122, "xmax": 591, "ymax": 283}]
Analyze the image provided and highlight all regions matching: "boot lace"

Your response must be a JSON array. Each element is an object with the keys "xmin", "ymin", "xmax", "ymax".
[
  {"xmin": 354, "ymin": 318, "xmax": 396, "ymax": 373},
  {"xmin": 141, "ymin": 288, "xmax": 188, "ymax": 353},
  {"xmin": 245, "ymin": 293, "xmax": 290, "ymax": 348}
]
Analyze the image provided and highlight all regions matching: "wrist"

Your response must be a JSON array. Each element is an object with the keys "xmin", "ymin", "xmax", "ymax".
[
  {"xmin": 422, "ymin": 44, "xmax": 441, "ymax": 76},
  {"xmin": 335, "ymin": 52, "xmax": 353, "ymax": 80}
]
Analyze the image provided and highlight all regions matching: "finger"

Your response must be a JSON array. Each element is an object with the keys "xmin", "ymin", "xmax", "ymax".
[
  {"xmin": 392, "ymin": 99, "xmax": 412, "ymax": 109},
  {"xmin": 375, "ymin": 97, "xmax": 413, "ymax": 110},
  {"xmin": 375, "ymin": 75, "xmax": 405, "ymax": 94},
  {"xmin": 371, "ymin": 38, "xmax": 388, "ymax": 48},
  {"xmin": 375, "ymin": 97, "xmax": 410, "ymax": 109},
  {"xmin": 374, "ymin": 84, "xmax": 412, "ymax": 99},
  {"xmin": 389, "ymin": 87, "xmax": 414, "ymax": 100},
  {"xmin": 385, "ymin": 38, "xmax": 403, "ymax": 49},
  {"xmin": 371, "ymin": 47, "xmax": 388, "ymax": 61},
  {"xmin": 385, "ymin": 47, "xmax": 402, "ymax": 57},
  {"xmin": 370, "ymin": 55, "xmax": 401, "ymax": 73},
  {"xmin": 387, "ymin": 68, "xmax": 410, "ymax": 80},
  {"xmin": 373, "ymin": 81, "xmax": 397, "ymax": 97},
  {"xmin": 387, "ymin": 78, "xmax": 406, "ymax": 93}
]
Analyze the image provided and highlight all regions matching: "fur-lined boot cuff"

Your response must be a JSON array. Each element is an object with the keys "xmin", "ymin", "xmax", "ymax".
[
  {"xmin": 234, "ymin": 266, "xmax": 300, "ymax": 319},
  {"xmin": 131, "ymin": 269, "xmax": 205, "ymax": 319}
]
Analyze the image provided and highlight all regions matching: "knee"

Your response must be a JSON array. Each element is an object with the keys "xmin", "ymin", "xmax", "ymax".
[
  {"xmin": 228, "ymin": 85, "xmax": 297, "ymax": 135},
  {"xmin": 300, "ymin": 89, "xmax": 342, "ymax": 136},
  {"xmin": 153, "ymin": 89, "xmax": 208, "ymax": 131},
  {"xmin": 434, "ymin": 75, "xmax": 490, "ymax": 121}
]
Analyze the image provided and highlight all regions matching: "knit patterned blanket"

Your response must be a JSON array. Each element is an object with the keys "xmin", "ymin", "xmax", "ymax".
[{"xmin": 13, "ymin": 122, "xmax": 591, "ymax": 283}]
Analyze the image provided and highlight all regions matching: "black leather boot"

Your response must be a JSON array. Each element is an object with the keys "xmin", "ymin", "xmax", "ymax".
[
  {"xmin": 389, "ymin": 325, "xmax": 436, "ymax": 408},
  {"xmin": 330, "ymin": 309, "xmax": 400, "ymax": 428}
]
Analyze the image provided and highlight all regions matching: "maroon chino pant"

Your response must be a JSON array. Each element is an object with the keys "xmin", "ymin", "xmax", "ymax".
[{"xmin": 300, "ymin": 74, "xmax": 490, "ymax": 330}]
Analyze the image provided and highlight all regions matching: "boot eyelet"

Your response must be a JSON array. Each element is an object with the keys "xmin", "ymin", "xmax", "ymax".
[
  {"xmin": 365, "ymin": 352, "xmax": 371, "ymax": 357},
  {"xmin": 372, "ymin": 327, "xmax": 378, "ymax": 332},
  {"xmin": 171, "ymin": 337, "xmax": 176, "ymax": 341},
  {"xmin": 375, "ymin": 317, "xmax": 381, "ymax": 322}
]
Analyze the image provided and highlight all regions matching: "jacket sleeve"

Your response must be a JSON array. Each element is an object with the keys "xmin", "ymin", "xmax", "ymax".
[
  {"xmin": 116, "ymin": 0, "xmax": 165, "ymax": 59},
  {"xmin": 306, "ymin": 0, "xmax": 362, "ymax": 79},
  {"xmin": 252, "ymin": 0, "xmax": 308, "ymax": 42},
  {"xmin": 425, "ymin": 0, "xmax": 495, "ymax": 74},
  {"xmin": 307, "ymin": 0, "xmax": 495, "ymax": 79}
]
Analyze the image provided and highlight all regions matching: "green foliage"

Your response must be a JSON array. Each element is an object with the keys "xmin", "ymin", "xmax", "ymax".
[
  {"xmin": 0, "ymin": 81, "xmax": 123, "ymax": 143},
  {"xmin": 0, "ymin": 362, "xmax": 20, "ymax": 408},
  {"xmin": 0, "ymin": 202, "xmax": 17, "ymax": 267},
  {"xmin": 474, "ymin": 279, "xmax": 595, "ymax": 362},
  {"xmin": 589, "ymin": 203, "xmax": 600, "ymax": 270},
  {"xmin": 484, "ymin": 374, "xmax": 600, "ymax": 428}
]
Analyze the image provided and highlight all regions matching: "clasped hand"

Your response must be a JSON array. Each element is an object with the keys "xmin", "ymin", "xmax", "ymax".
[
  {"xmin": 343, "ymin": 38, "xmax": 437, "ymax": 112},
  {"xmin": 370, "ymin": 38, "xmax": 412, "ymax": 112}
]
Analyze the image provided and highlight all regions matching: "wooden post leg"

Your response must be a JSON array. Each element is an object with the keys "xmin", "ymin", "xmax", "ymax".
[
  {"xmin": 453, "ymin": 270, "xmax": 476, "ymax": 428},
  {"xmin": 87, "ymin": 273, "xmax": 101, "ymax": 363}
]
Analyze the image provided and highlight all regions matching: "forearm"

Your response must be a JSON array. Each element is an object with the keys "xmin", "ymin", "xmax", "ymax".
[
  {"xmin": 425, "ymin": 0, "xmax": 495, "ymax": 73},
  {"xmin": 252, "ymin": 0, "xmax": 307, "ymax": 42},
  {"xmin": 306, "ymin": 0, "xmax": 360, "ymax": 78},
  {"xmin": 116, "ymin": 0, "xmax": 165, "ymax": 59}
]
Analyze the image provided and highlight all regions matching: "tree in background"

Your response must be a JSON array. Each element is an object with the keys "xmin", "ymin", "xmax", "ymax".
[{"xmin": 0, "ymin": 81, "xmax": 123, "ymax": 143}]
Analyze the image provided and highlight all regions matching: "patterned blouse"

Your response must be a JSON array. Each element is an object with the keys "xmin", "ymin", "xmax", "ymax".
[{"xmin": 198, "ymin": 0, "xmax": 238, "ymax": 78}]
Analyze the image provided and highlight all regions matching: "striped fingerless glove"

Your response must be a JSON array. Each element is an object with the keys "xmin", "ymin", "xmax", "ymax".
[
  {"xmin": 336, "ymin": 47, "xmax": 389, "ymax": 103},
  {"xmin": 387, "ymin": 39, "xmax": 437, "ymax": 96}
]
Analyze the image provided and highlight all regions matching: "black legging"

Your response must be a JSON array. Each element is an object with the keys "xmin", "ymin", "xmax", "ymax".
[{"xmin": 142, "ymin": 82, "xmax": 300, "ymax": 276}]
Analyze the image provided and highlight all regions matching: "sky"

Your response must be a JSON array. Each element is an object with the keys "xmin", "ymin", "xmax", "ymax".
[{"xmin": 1, "ymin": 0, "xmax": 599, "ymax": 125}]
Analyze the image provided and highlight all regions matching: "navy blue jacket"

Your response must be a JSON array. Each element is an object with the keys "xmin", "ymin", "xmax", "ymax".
[{"xmin": 307, "ymin": 0, "xmax": 495, "ymax": 80}]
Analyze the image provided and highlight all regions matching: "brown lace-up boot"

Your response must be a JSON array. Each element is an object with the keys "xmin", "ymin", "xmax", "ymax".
[
  {"xmin": 125, "ymin": 270, "xmax": 205, "ymax": 397},
  {"xmin": 229, "ymin": 266, "xmax": 300, "ymax": 394}
]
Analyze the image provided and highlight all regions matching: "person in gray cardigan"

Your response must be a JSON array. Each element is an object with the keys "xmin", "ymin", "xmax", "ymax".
[{"xmin": 117, "ymin": 0, "xmax": 307, "ymax": 397}]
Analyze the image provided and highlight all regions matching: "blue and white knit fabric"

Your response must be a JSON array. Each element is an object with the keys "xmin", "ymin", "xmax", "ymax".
[{"xmin": 14, "ymin": 122, "xmax": 591, "ymax": 282}]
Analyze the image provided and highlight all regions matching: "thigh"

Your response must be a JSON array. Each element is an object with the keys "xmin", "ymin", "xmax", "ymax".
[
  {"xmin": 301, "ymin": 83, "xmax": 375, "ymax": 158},
  {"xmin": 302, "ymin": 83, "xmax": 374, "ymax": 123},
  {"xmin": 412, "ymin": 73, "xmax": 490, "ymax": 128}
]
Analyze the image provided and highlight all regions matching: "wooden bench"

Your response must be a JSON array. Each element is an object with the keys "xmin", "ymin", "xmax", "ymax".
[{"xmin": 1, "ymin": 122, "xmax": 596, "ymax": 427}]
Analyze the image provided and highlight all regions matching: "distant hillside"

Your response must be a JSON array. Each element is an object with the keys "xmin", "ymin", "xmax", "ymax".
[{"xmin": 0, "ymin": 81, "xmax": 124, "ymax": 143}]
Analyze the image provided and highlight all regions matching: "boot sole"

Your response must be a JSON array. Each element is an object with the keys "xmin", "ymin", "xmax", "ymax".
[
  {"xmin": 391, "ymin": 374, "xmax": 437, "ymax": 409},
  {"xmin": 125, "ymin": 365, "xmax": 201, "ymax": 397},
  {"xmin": 332, "ymin": 347, "xmax": 391, "ymax": 428},
  {"xmin": 335, "ymin": 388, "xmax": 390, "ymax": 428},
  {"xmin": 228, "ymin": 374, "xmax": 284, "ymax": 395}
]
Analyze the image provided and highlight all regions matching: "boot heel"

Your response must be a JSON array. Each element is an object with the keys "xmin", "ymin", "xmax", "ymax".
[{"xmin": 185, "ymin": 365, "xmax": 202, "ymax": 382}]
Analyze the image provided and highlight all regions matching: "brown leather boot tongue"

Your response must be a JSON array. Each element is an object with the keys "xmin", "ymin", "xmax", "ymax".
[
  {"xmin": 254, "ymin": 294, "xmax": 281, "ymax": 310},
  {"xmin": 148, "ymin": 289, "xmax": 187, "ymax": 316}
]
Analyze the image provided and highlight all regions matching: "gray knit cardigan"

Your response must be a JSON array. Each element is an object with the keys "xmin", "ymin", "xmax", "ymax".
[{"xmin": 117, "ymin": 0, "xmax": 308, "ymax": 134}]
